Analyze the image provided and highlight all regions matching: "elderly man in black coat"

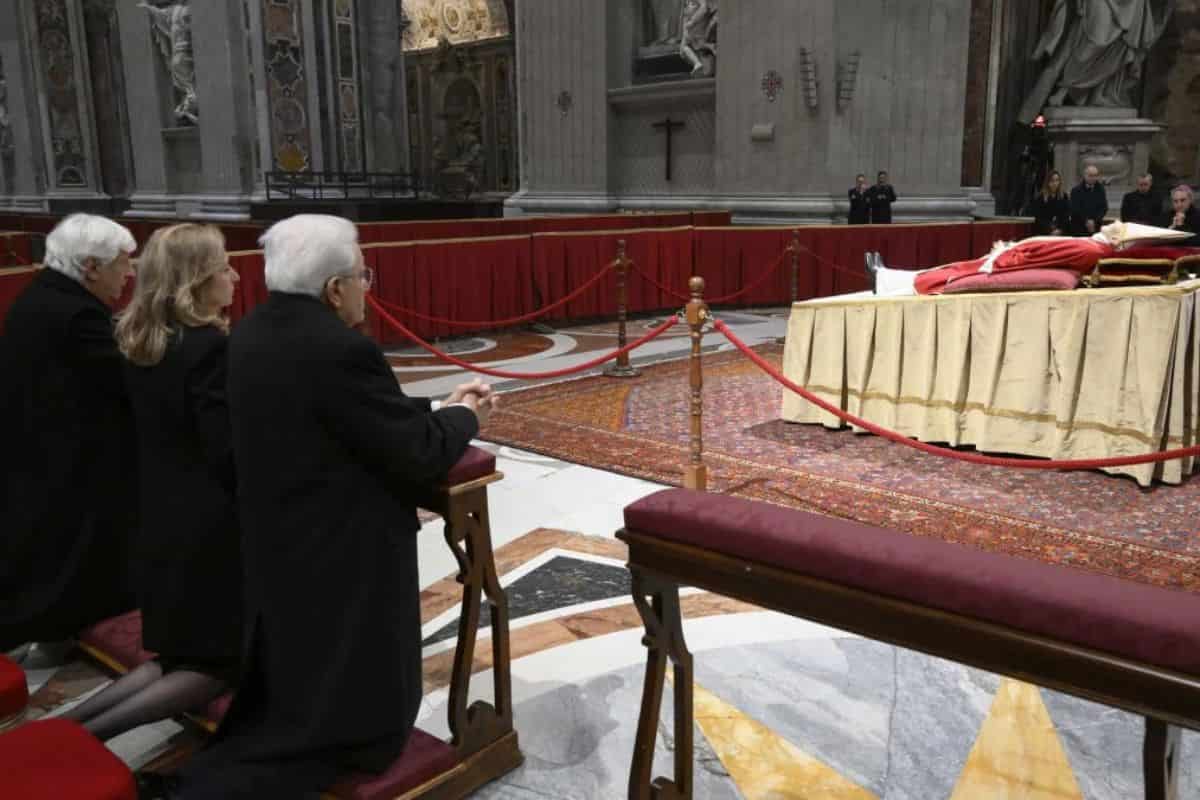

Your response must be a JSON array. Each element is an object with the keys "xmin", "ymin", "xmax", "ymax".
[
  {"xmin": 0, "ymin": 214, "xmax": 138, "ymax": 659},
  {"xmin": 172, "ymin": 214, "xmax": 494, "ymax": 799}
]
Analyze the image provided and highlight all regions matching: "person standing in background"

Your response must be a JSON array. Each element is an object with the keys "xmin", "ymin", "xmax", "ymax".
[
  {"xmin": 1120, "ymin": 174, "xmax": 1159, "ymax": 225},
  {"xmin": 848, "ymin": 174, "xmax": 871, "ymax": 225},
  {"xmin": 867, "ymin": 171, "xmax": 897, "ymax": 224},
  {"xmin": 1070, "ymin": 164, "xmax": 1108, "ymax": 236}
]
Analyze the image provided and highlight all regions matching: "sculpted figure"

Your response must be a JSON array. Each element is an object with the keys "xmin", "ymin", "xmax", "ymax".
[
  {"xmin": 1021, "ymin": 0, "xmax": 1173, "ymax": 118},
  {"xmin": 679, "ymin": 0, "xmax": 717, "ymax": 76},
  {"xmin": 139, "ymin": 1, "xmax": 198, "ymax": 125}
]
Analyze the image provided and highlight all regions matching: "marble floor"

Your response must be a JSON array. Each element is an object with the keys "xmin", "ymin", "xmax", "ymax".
[{"xmin": 14, "ymin": 308, "xmax": 1200, "ymax": 798}]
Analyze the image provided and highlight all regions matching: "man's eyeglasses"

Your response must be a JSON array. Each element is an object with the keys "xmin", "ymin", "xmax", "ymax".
[{"xmin": 337, "ymin": 266, "xmax": 374, "ymax": 290}]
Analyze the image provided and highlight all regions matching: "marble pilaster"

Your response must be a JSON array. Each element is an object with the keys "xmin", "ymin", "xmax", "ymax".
[
  {"xmin": 189, "ymin": 0, "xmax": 254, "ymax": 219},
  {"xmin": 0, "ymin": 0, "xmax": 48, "ymax": 209},
  {"xmin": 504, "ymin": 0, "xmax": 614, "ymax": 215},
  {"xmin": 24, "ymin": 0, "xmax": 108, "ymax": 202},
  {"xmin": 116, "ymin": 0, "xmax": 173, "ymax": 217},
  {"xmin": 361, "ymin": 0, "xmax": 408, "ymax": 172}
]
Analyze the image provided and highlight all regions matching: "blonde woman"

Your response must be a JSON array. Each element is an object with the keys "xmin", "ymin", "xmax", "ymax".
[{"xmin": 64, "ymin": 224, "xmax": 242, "ymax": 741}]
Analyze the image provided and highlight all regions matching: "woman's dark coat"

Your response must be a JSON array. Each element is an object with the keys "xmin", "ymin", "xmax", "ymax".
[{"xmin": 123, "ymin": 325, "xmax": 241, "ymax": 670}]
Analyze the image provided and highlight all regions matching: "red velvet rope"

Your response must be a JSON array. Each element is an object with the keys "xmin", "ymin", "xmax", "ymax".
[
  {"xmin": 371, "ymin": 258, "xmax": 618, "ymax": 328},
  {"xmin": 370, "ymin": 295, "xmax": 679, "ymax": 380},
  {"xmin": 633, "ymin": 249, "xmax": 789, "ymax": 304},
  {"xmin": 713, "ymin": 319, "xmax": 1200, "ymax": 470}
]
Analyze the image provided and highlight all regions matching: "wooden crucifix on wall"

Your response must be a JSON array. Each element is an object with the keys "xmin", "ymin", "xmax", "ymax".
[{"xmin": 652, "ymin": 117, "xmax": 685, "ymax": 181}]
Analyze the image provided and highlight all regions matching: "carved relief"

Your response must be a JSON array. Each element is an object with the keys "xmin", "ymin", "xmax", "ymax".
[
  {"xmin": 262, "ymin": 0, "xmax": 313, "ymax": 172},
  {"xmin": 139, "ymin": 1, "xmax": 197, "ymax": 125},
  {"xmin": 33, "ymin": 0, "xmax": 89, "ymax": 187},
  {"xmin": 401, "ymin": 0, "xmax": 509, "ymax": 51},
  {"xmin": 837, "ymin": 52, "xmax": 860, "ymax": 111},
  {"xmin": 1079, "ymin": 144, "xmax": 1133, "ymax": 186}
]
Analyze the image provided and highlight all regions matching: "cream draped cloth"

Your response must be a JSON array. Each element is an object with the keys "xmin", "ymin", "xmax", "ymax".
[{"xmin": 781, "ymin": 281, "xmax": 1200, "ymax": 486}]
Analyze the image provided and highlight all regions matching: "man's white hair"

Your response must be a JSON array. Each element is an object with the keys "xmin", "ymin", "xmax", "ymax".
[
  {"xmin": 261, "ymin": 214, "xmax": 359, "ymax": 297},
  {"xmin": 44, "ymin": 214, "xmax": 136, "ymax": 282}
]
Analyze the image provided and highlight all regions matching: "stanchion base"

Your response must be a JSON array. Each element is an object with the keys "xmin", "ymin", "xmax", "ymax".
[{"xmin": 603, "ymin": 364, "xmax": 642, "ymax": 378}]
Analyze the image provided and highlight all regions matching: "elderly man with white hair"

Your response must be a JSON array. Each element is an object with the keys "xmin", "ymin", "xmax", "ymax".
[
  {"xmin": 168, "ymin": 214, "xmax": 494, "ymax": 799},
  {"xmin": 0, "ymin": 213, "xmax": 138, "ymax": 660}
]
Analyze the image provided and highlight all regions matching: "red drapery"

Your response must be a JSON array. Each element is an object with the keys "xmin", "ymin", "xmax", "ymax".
[
  {"xmin": 0, "ymin": 267, "xmax": 38, "ymax": 333},
  {"xmin": 0, "ymin": 233, "xmax": 33, "ymax": 266}
]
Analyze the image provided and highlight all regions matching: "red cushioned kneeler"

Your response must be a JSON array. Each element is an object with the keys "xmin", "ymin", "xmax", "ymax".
[
  {"xmin": 327, "ymin": 729, "xmax": 461, "ymax": 799},
  {"xmin": 0, "ymin": 719, "xmax": 136, "ymax": 800},
  {"xmin": 0, "ymin": 654, "xmax": 27, "ymax": 724},
  {"xmin": 444, "ymin": 445, "xmax": 496, "ymax": 486}
]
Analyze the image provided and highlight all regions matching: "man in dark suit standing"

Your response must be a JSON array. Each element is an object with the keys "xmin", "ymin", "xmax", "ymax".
[
  {"xmin": 176, "ymin": 215, "xmax": 495, "ymax": 798},
  {"xmin": 1120, "ymin": 174, "xmax": 1159, "ymax": 225},
  {"xmin": 847, "ymin": 174, "xmax": 871, "ymax": 224},
  {"xmin": 1070, "ymin": 165, "xmax": 1108, "ymax": 236},
  {"xmin": 867, "ymin": 170, "xmax": 898, "ymax": 224},
  {"xmin": 0, "ymin": 214, "xmax": 138, "ymax": 659}
]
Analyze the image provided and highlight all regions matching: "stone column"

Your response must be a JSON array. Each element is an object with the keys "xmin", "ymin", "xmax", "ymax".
[
  {"xmin": 117, "ymin": 0, "xmax": 174, "ymax": 217},
  {"xmin": 82, "ymin": 0, "xmax": 133, "ymax": 202},
  {"xmin": 190, "ymin": 0, "xmax": 254, "ymax": 219},
  {"xmin": 0, "ymin": 0, "xmax": 48, "ymax": 210}
]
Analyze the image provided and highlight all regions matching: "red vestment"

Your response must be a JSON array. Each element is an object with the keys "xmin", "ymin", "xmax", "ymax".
[{"xmin": 913, "ymin": 237, "xmax": 1115, "ymax": 295}]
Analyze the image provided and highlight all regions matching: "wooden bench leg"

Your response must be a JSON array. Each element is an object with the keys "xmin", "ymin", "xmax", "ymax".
[
  {"xmin": 1143, "ymin": 717, "xmax": 1181, "ymax": 800},
  {"xmin": 629, "ymin": 568, "xmax": 693, "ymax": 800},
  {"xmin": 441, "ymin": 484, "xmax": 517, "ymax": 760}
]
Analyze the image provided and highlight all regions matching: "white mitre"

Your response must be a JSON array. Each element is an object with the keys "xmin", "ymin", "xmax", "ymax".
[{"xmin": 1097, "ymin": 220, "xmax": 1195, "ymax": 249}]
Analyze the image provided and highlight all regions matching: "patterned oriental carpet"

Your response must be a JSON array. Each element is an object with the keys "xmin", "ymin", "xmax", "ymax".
[{"xmin": 483, "ymin": 344, "xmax": 1200, "ymax": 595}]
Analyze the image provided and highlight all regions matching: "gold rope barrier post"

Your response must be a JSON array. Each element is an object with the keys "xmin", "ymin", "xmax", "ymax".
[
  {"xmin": 684, "ymin": 276, "xmax": 708, "ymax": 491},
  {"xmin": 604, "ymin": 240, "xmax": 641, "ymax": 378},
  {"xmin": 789, "ymin": 230, "xmax": 800, "ymax": 303}
]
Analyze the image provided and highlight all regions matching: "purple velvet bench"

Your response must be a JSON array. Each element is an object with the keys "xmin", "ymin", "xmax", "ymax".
[
  {"xmin": 617, "ymin": 488, "xmax": 1200, "ymax": 800},
  {"xmin": 78, "ymin": 445, "xmax": 521, "ymax": 800}
]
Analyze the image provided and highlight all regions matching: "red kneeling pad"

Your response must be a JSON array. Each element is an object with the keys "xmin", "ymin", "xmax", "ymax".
[
  {"xmin": 0, "ymin": 719, "xmax": 136, "ymax": 800},
  {"xmin": 444, "ymin": 445, "xmax": 496, "ymax": 486},
  {"xmin": 0, "ymin": 655, "xmax": 27, "ymax": 722},
  {"xmin": 327, "ymin": 729, "xmax": 460, "ymax": 799}
]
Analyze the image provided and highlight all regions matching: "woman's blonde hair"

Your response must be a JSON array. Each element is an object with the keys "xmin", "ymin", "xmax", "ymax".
[
  {"xmin": 116, "ymin": 224, "xmax": 230, "ymax": 367},
  {"xmin": 1040, "ymin": 169, "xmax": 1064, "ymax": 201}
]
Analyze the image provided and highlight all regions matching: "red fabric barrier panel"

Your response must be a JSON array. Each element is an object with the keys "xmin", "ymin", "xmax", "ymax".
[
  {"xmin": 970, "ymin": 219, "xmax": 1034, "ymax": 257},
  {"xmin": 531, "ymin": 228, "xmax": 694, "ymax": 322},
  {"xmin": 369, "ymin": 235, "xmax": 536, "ymax": 343},
  {"xmin": 0, "ymin": 267, "xmax": 38, "ymax": 333},
  {"xmin": 0, "ymin": 232, "xmax": 33, "ymax": 266},
  {"xmin": 691, "ymin": 211, "xmax": 733, "ymax": 227},
  {"xmin": 229, "ymin": 252, "xmax": 267, "ymax": 325}
]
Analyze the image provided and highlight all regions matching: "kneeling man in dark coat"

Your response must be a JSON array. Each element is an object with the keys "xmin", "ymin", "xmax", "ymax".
[
  {"xmin": 173, "ymin": 214, "xmax": 495, "ymax": 799},
  {"xmin": 0, "ymin": 214, "xmax": 138, "ymax": 658}
]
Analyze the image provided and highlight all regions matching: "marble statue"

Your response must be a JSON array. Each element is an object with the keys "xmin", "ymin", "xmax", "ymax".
[
  {"xmin": 679, "ymin": 0, "xmax": 717, "ymax": 76},
  {"xmin": 1022, "ymin": 0, "xmax": 1173, "ymax": 117},
  {"xmin": 645, "ymin": 0, "xmax": 681, "ymax": 45},
  {"xmin": 138, "ymin": 1, "xmax": 198, "ymax": 125}
]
